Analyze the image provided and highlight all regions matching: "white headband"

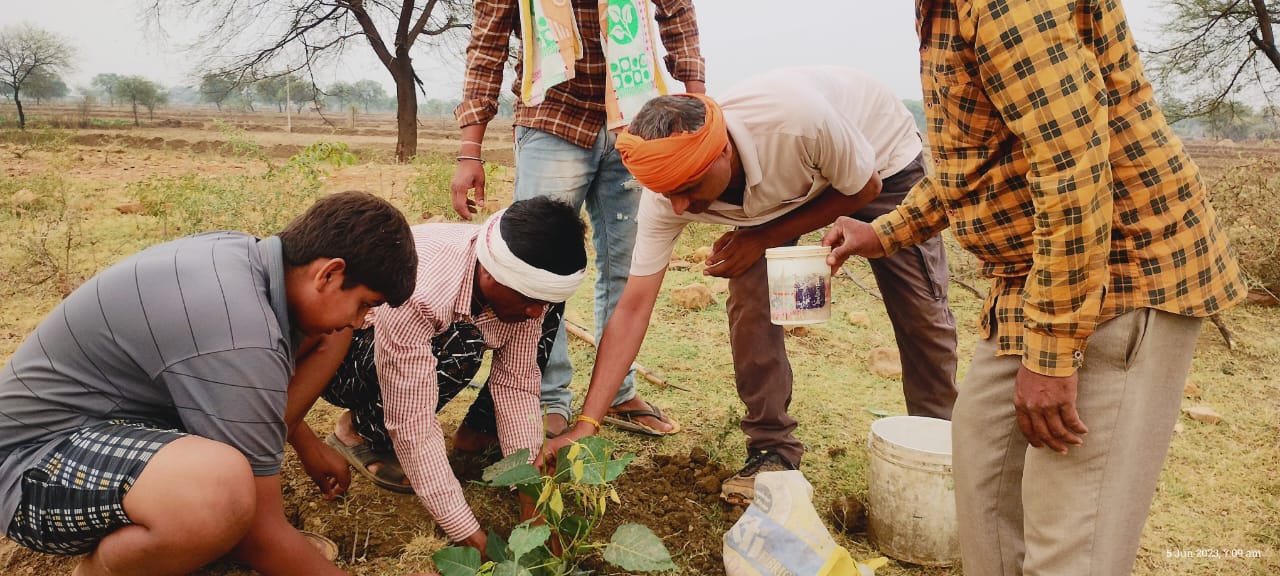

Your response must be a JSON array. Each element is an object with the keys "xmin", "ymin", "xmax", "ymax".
[{"xmin": 475, "ymin": 208, "xmax": 586, "ymax": 303}]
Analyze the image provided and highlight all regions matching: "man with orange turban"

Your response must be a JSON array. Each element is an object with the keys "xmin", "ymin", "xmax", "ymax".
[{"xmin": 542, "ymin": 66, "xmax": 960, "ymax": 505}]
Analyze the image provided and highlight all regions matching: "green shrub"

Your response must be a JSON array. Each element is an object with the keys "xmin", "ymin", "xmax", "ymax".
[{"xmin": 432, "ymin": 438, "xmax": 674, "ymax": 576}]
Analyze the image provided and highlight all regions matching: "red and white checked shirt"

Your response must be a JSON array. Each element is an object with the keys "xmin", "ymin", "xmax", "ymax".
[
  {"xmin": 370, "ymin": 223, "xmax": 543, "ymax": 541},
  {"xmin": 455, "ymin": 0, "xmax": 706, "ymax": 149}
]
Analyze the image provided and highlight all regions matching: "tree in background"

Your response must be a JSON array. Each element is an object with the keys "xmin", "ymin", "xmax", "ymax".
[
  {"xmin": 327, "ymin": 80, "xmax": 359, "ymax": 111},
  {"xmin": 0, "ymin": 23, "xmax": 75, "ymax": 129},
  {"xmin": 1203, "ymin": 100, "xmax": 1260, "ymax": 139},
  {"xmin": 352, "ymin": 79, "xmax": 388, "ymax": 112},
  {"xmin": 92, "ymin": 73, "xmax": 123, "ymax": 106},
  {"xmin": 24, "ymin": 67, "xmax": 68, "ymax": 104},
  {"xmin": 149, "ymin": 0, "xmax": 471, "ymax": 161},
  {"xmin": 1147, "ymin": 0, "xmax": 1279, "ymax": 120},
  {"xmin": 116, "ymin": 75, "xmax": 166, "ymax": 126},
  {"xmin": 199, "ymin": 72, "xmax": 241, "ymax": 111}
]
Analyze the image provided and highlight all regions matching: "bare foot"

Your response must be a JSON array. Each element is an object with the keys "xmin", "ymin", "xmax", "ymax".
[{"xmin": 609, "ymin": 397, "xmax": 677, "ymax": 434}]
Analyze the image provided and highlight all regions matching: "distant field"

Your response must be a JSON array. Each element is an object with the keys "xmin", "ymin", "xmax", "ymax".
[{"xmin": 1, "ymin": 103, "xmax": 1277, "ymax": 575}]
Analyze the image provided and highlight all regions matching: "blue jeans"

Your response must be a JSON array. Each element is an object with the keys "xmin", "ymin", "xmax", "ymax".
[{"xmin": 513, "ymin": 126, "xmax": 640, "ymax": 419}]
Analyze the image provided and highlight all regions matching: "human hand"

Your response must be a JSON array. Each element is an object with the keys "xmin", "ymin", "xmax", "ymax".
[
  {"xmin": 684, "ymin": 80, "xmax": 707, "ymax": 94},
  {"xmin": 704, "ymin": 229, "xmax": 768, "ymax": 278},
  {"xmin": 821, "ymin": 216, "xmax": 885, "ymax": 273},
  {"xmin": 459, "ymin": 528, "xmax": 489, "ymax": 561},
  {"xmin": 536, "ymin": 423, "xmax": 592, "ymax": 469},
  {"xmin": 450, "ymin": 159, "xmax": 487, "ymax": 220},
  {"xmin": 299, "ymin": 440, "xmax": 351, "ymax": 500},
  {"xmin": 1014, "ymin": 366, "xmax": 1089, "ymax": 454}
]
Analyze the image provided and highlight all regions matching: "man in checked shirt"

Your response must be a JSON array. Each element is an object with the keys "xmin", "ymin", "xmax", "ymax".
[
  {"xmin": 824, "ymin": 1, "xmax": 1246, "ymax": 574},
  {"xmin": 301, "ymin": 197, "xmax": 588, "ymax": 556},
  {"xmin": 450, "ymin": 0, "xmax": 705, "ymax": 439}
]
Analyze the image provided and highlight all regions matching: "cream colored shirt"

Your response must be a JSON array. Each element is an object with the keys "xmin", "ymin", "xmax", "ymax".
[{"xmin": 630, "ymin": 66, "xmax": 922, "ymax": 276}]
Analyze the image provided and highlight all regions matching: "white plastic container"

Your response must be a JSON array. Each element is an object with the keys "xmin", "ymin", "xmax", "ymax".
[
  {"xmin": 764, "ymin": 245, "xmax": 832, "ymax": 326},
  {"xmin": 867, "ymin": 416, "xmax": 959, "ymax": 566}
]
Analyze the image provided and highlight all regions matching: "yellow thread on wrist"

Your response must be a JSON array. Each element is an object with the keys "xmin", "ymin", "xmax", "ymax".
[{"xmin": 574, "ymin": 414, "xmax": 601, "ymax": 430}]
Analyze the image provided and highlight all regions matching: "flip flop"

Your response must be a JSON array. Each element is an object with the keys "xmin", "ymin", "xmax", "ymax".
[
  {"xmin": 603, "ymin": 401, "xmax": 682, "ymax": 437},
  {"xmin": 324, "ymin": 434, "xmax": 414, "ymax": 494},
  {"xmin": 300, "ymin": 530, "xmax": 339, "ymax": 562}
]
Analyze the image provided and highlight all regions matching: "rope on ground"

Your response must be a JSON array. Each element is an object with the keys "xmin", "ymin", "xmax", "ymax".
[{"xmin": 563, "ymin": 319, "xmax": 691, "ymax": 392}]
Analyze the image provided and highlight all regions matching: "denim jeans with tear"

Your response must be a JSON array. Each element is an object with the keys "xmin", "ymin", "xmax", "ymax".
[{"xmin": 513, "ymin": 125, "xmax": 640, "ymax": 419}]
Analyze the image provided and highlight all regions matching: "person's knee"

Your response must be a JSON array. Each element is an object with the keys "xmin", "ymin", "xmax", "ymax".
[{"xmin": 126, "ymin": 437, "xmax": 256, "ymax": 546}]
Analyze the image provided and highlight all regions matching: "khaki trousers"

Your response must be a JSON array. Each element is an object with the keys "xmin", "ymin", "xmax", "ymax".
[{"xmin": 953, "ymin": 308, "xmax": 1202, "ymax": 575}]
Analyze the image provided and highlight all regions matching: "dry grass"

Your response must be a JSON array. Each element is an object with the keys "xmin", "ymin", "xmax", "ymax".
[{"xmin": 0, "ymin": 118, "xmax": 1277, "ymax": 575}]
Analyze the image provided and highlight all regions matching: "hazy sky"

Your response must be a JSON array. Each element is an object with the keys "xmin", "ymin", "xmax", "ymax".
[{"xmin": 9, "ymin": 0, "xmax": 1169, "ymax": 101}]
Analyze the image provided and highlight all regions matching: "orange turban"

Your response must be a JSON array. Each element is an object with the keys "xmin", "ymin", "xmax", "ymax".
[{"xmin": 615, "ymin": 93, "xmax": 728, "ymax": 194}]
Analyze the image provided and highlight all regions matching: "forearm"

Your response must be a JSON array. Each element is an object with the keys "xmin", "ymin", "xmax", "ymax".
[
  {"xmin": 455, "ymin": 0, "xmax": 514, "ymax": 126},
  {"xmin": 653, "ymin": 0, "xmax": 706, "ymax": 83},
  {"xmin": 489, "ymin": 336, "xmax": 545, "ymax": 461},
  {"xmin": 570, "ymin": 273, "xmax": 664, "ymax": 438},
  {"xmin": 871, "ymin": 177, "xmax": 950, "ymax": 256},
  {"xmin": 759, "ymin": 177, "xmax": 881, "ymax": 247},
  {"xmin": 231, "ymin": 475, "xmax": 346, "ymax": 576},
  {"xmin": 285, "ymin": 330, "xmax": 351, "ymax": 433},
  {"xmin": 458, "ymin": 123, "xmax": 489, "ymax": 156}
]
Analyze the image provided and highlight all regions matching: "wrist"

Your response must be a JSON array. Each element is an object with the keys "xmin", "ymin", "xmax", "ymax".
[{"xmin": 456, "ymin": 155, "xmax": 485, "ymax": 165}]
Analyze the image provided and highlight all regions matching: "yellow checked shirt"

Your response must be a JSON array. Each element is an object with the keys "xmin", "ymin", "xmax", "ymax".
[{"xmin": 874, "ymin": 0, "xmax": 1246, "ymax": 376}]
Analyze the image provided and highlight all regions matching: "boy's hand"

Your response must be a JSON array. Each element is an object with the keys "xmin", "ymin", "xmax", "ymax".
[{"xmin": 299, "ymin": 440, "xmax": 350, "ymax": 500}]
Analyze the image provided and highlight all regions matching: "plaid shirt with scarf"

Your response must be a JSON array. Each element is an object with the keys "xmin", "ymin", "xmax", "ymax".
[{"xmin": 456, "ymin": 0, "xmax": 705, "ymax": 149}]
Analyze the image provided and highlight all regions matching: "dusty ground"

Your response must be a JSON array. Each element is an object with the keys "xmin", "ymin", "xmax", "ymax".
[{"xmin": 1, "ymin": 103, "xmax": 1278, "ymax": 575}]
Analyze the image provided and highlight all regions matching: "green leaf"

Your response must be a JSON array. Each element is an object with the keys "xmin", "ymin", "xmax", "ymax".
[
  {"xmin": 559, "ymin": 515, "xmax": 591, "ymax": 541},
  {"xmin": 484, "ymin": 449, "xmax": 541, "ymax": 486},
  {"xmin": 603, "ymin": 453, "xmax": 636, "ymax": 483},
  {"xmin": 867, "ymin": 407, "xmax": 892, "ymax": 418},
  {"xmin": 603, "ymin": 524, "xmax": 676, "ymax": 572},
  {"xmin": 493, "ymin": 560, "xmax": 533, "ymax": 576},
  {"xmin": 549, "ymin": 488, "xmax": 564, "ymax": 517},
  {"xmin": 508, "ymin": 523, "xmax": 551, "ymax": 559},
  {"xmin": 432, "ymin": 546, "xmax": 483, "ymax": 576},
  {"xmin": 486, "ymin": 529, "xmax": 510, "ymax": 563}
]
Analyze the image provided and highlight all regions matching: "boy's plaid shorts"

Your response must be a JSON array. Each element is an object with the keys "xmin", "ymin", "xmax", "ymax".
[{"xmin": 6, "ymin": 420, "xmax": 185, "ymax": 555}]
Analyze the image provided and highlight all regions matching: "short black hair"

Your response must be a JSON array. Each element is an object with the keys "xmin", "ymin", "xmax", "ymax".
[
  {"xmin": 278, "ymin": 191, "xmax": 417, "ymax": 307},
  {"xmin": 499, "ymin": 196, "xmax": 587, "ymax": 275}
]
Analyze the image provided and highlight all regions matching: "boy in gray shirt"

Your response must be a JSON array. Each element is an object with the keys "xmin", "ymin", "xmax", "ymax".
[{"xmin": 0, "ymin": 191, "xmax": 416, "ymax": 576}]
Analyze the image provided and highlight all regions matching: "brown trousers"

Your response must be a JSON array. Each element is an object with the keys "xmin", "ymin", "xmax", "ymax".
[
  {"xmin": 727, "ymin": 155, "xmax": 959, "ymax": 465},
  {"xmin": 953, "ymin": 308, "xmax": 1202, "ymax": 575}
]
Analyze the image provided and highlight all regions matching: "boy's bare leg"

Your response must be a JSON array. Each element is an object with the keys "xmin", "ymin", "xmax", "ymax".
[
  {"xmin": 230, "ymin": 475, "xmax": 347, "ymax": 576},
  {"xmin": 73, "ymin": 437, "xmax": 256, "ymax": 576}
]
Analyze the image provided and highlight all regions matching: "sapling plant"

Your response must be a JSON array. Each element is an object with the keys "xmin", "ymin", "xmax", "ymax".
[{"xmin": 432, "ymin": 437, "xmax": 675, "ymax": 575}]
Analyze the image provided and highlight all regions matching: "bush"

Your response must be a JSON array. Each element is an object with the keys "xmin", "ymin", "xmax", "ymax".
[
  {"xmin": 1207, "ymin": 159, "xmax": 1280, "ymax": 293},
  {"xmin": 129, "ymin": 141, "xmax": 356, "ymax": 238}
]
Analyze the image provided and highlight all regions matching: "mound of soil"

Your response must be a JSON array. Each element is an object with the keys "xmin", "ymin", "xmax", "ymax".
[{"xmin": 589, "ymin": 448, "xmax": 741, "ymax": 573}]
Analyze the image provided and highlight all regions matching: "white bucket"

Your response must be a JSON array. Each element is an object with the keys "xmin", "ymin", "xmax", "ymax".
[
  {"xmin": 867, "ymin": 416, "xmax": 959, "ymax": 566},
  {"xmin": 764, "ymin": 245, "xmax": 832, "ymax": 325}
]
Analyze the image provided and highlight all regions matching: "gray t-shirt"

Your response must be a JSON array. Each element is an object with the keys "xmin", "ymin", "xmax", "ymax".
[{"xmin": 0, "ymin": 232, "xmax": 295, "ymax": 525}]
